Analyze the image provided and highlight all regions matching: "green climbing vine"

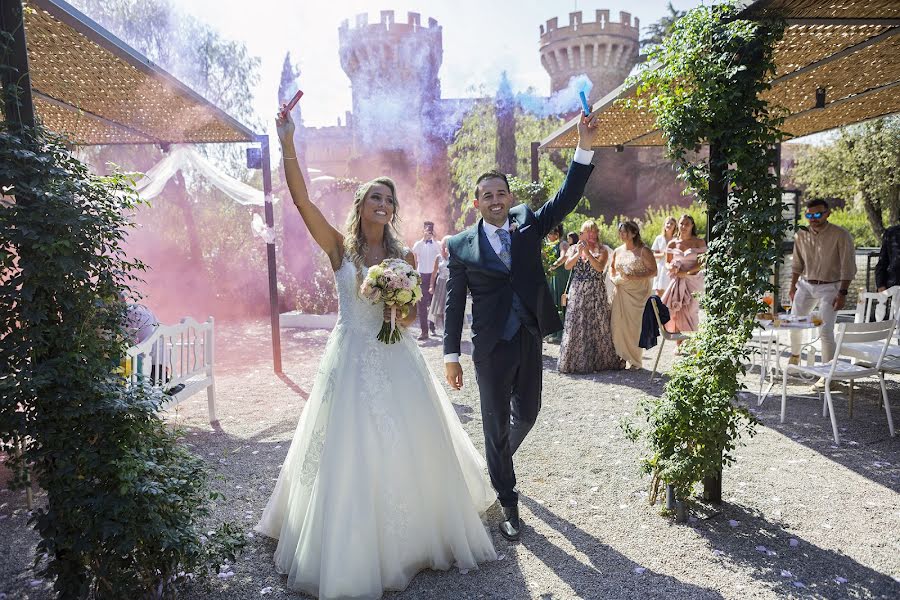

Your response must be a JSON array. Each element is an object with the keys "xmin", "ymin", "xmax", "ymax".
[{"xmin": 622, "ymin": 2, "xmax": 787, "ymax": 504}]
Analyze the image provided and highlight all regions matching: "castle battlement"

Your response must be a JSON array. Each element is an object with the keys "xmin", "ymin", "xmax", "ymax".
[
  {"xmin": 540, "ymin": 10, "xmax": 639, "ymax": 41},
  {"xmin": 538, "ymin": 8, "xmax": 639, "ymax": 102},
  {"xmin": 339, "ymin": 11, "xmax": 440, "ymax": 36}
]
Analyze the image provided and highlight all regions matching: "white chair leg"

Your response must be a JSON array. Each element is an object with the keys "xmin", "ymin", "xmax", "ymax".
[
  {"xmin": 207, "ymin": 381, "xmax": 218, "ymax": 424},
  {"xmin": 824, "ymin": 384, "xmax": 840, "ymax": 444},
  {"xmin": 848, "ymin": 380, "xmax": 855, "ymax": 418},
  {"xmin": 780, "ymin": 367, "xmax": 789, "ymax": 423},
  {"xmin": 650, "ymin": 339, "xmax": 664, "ymax": 381},
  {"xmin": 879, "ymin": 373, "xmax": 895, "ymax": 437}
]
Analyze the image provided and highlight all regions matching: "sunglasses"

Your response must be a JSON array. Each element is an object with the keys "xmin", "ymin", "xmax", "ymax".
[{"xmin": 805, "ymin": 211, "xmax": 825, "ymax": 219}]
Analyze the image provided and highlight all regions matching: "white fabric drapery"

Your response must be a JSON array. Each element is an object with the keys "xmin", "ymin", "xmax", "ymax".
[{"xmin": 134, "ymin": 144, "xmax": 275, "ymax": 207}]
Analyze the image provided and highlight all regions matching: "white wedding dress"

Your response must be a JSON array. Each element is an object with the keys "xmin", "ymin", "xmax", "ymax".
[{"xmin": 256, "ymin": 256, "xmax": 497, "ymax": 599}]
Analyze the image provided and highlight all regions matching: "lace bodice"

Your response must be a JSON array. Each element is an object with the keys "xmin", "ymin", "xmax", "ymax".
[{"xmin": 333, "ymin": 257, "xmax": 388, "ymax": 334}]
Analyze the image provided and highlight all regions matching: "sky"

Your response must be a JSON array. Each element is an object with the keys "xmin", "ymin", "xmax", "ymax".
[{"xmin": 171, "ymin": 0, "xmax": 702, "ymax": 136}]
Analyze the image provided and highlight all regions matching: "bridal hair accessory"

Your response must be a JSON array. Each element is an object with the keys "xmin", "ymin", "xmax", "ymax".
[{"xmin": 360, "ymin": 258, "xmax": 423, "ymax": 344}]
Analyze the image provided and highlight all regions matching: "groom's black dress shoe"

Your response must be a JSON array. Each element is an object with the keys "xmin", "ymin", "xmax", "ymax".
[{"xmin": 499, "ymin": 505, "xmax": 521, "ymax": 541}]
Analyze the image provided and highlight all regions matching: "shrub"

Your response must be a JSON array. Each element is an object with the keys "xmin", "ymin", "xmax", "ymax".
[
  {"xmin": 827, "ymin": 207, "xmax": 880, "ymax": 247},
  {"xmin": 0, "ymin": 119, "xmax": 243, "ymax": 597}
]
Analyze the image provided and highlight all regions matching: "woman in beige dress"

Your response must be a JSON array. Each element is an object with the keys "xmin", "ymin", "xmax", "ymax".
[{"xmin": 610, "ymin": 221, "xmax": 657, "ymax": 370}]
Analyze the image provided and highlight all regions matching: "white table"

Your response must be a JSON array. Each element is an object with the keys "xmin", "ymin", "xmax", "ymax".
[{"xmin": 754, "ymin": 317, "xmax": 821, "ymax": 404}]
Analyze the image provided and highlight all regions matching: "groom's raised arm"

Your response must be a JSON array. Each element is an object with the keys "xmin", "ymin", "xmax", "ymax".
[{"xmin": 535, "ymin": 113, "xmax": 602, "ymax": 238}]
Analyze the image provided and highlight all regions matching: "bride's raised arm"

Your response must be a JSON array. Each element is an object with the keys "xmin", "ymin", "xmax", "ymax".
[{"xmin": 276, "ymin": 108, "xmax": 344, "ymax": 271}]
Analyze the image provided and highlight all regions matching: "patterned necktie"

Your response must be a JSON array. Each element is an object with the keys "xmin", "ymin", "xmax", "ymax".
[{"xmin": 496, "ymin": 228, "xmax": 512, "ymax": 270}]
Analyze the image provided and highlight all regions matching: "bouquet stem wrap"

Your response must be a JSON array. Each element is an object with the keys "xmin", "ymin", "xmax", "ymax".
[{"xmin": 377, "ymin": 306, "xmax": 403, "ymax": 344}]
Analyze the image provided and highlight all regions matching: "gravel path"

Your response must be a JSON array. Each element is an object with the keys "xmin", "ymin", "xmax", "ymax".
[{"xmin": 2, "ymin": 319, "xmax": 899, "ymax": 599}]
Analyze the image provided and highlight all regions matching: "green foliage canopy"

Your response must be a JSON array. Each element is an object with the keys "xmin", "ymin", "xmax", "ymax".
[{"xmin": 623, "ymin": 2, "xmax": 786, "ymax": 503}]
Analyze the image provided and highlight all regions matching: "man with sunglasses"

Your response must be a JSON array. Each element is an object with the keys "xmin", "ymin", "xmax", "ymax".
[{"xmin": 789, "ymin": 199, "xmax": 857, "ymax": 370}]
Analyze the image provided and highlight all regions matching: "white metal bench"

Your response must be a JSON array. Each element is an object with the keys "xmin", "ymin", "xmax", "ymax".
[{"xmin": 124, "ymin": 316, "xmax": 217, "ymax": 424}]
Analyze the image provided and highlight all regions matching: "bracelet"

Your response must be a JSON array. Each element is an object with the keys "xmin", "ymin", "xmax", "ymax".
[{"xmin": 282, "ymin": 155, "xmax": 297, "ymax": 161}]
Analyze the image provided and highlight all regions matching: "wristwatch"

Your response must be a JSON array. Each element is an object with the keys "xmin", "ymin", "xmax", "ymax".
[{"xmin": 838, "ymin": 289, "xmax": 849, "ymax": 296}]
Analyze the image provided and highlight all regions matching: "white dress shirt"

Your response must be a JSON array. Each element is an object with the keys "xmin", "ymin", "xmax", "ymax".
[
  {"xmin": 482, "ymin": 220, "xmax": 512, "ymax": 258},
  {"xmin": 444, "ymin": 147, "xmax": 595, "ymax": 364},
  {"xmin": 412, "ymin": 238, "xmax": 441, "ymax": 275}
]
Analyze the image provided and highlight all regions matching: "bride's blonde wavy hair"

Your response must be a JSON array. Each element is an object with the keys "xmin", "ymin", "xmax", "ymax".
[{"xmin": 344, "ymin": 177, "xmax": 406, "ymax": 276}]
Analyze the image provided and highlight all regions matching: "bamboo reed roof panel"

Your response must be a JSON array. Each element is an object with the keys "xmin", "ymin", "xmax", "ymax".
[
  {"xmin": 772, "ymin": 24, "xmax": 891, "ymax": 77},
  {"xmin": 540, "ymin": 2, "xmax": 900, "ymax": 150},
  {"xmin": 782, "ymin": 82, "xmax": 900, "ymax": 138},
  {"xmin": 22, "ymin": 0, "xmax": 256, "ymax": 145},
  {"xmin": 540, "ymin": 91, "xmax": 654, "ymax": 150},
  {"xmin": 32, "ymin": 96, "xmax": 153, "ymax": 144},
  {"xmin": 743, "ymin": 0, "xmax": 900, "ymax": 21}
]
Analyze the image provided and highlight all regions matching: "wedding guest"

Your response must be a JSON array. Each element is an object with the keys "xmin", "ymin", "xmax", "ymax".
[
  {"xmin": 546, "ymin": 224, "xmax": 570, "ymax": 311},
  {"xmin": 661, "ymin": 214, "xmax": 707, "ymax": 350},
  {"xmin": 429, "ymin": 235, "xmax": 452, "ymax": 333},
  {"xmin": 412, "ymin": 221, "xmax": 441, "ymax": 340},
  {"xmin": 651, "ymin": 216, "xmax": 677, "ymax": 296},
  {"xmin": 610, "ymin": 221, "xmax": 657, "ymax": 369},
  {"xmin": 789, "ymin": 199, "xmax": 856, "ymax": 365},
  {"xmin": 875, "ymin": 223, "xmax": 900, "ymax": 293},
  {"xmin": 566, "ymin": 231, "xmax": 579, "ymax": 247},
  {"xmin": 558, "ymin": 220, "xmax": 624, "ymax": 373}
]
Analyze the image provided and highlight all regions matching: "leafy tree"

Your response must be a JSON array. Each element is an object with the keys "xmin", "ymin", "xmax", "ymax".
[
  {"xmin": 640, "ymin": 1, "xmax": 688, "ymax": 56},
  {"xmin": 447, "ymin": 91, "xmax": 567, "ymax": 229},
  {"xmin": 792, "ymin": 116, "xmax": 900, "ymax": 240}
]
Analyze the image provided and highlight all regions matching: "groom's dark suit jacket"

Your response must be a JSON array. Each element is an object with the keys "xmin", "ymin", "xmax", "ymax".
[{"xmin": 443, "ymin": 160, "xmax": 595, "ymax": 359}]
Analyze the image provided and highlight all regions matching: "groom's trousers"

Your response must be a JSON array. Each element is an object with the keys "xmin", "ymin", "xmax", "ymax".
[{"xmin": 473, "ymin": 327, "xmax": 542, "ymax": 508}]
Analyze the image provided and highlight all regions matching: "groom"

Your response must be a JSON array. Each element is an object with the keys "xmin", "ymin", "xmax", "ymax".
[{"xmin": 444, "ymin": 114, "xmax": 600, "ymax": 540}]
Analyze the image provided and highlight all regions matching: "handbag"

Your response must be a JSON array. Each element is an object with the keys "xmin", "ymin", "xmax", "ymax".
[{"xmin": 560, "ymin": 267, "xmax": 575, "ymax": 307}]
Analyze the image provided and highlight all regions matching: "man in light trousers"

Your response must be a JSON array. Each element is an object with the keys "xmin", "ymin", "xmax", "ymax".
[{"xmin": 789, "ymin": 198, "xmax": 857, "ymax": 371}]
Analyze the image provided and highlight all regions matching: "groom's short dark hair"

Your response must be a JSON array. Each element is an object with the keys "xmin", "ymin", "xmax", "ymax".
[{"xmin": 474, "ymin": 170, "xmax": 509, "ymax": 199}]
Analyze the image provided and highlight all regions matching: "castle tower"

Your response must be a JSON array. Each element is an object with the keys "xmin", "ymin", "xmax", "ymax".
[
  {"xmin": 338, "ymin": 11, "xmax": 449, "ymax": 235},
  {"xmin": 339, "ymin": 11, "xmax": 442, "ymax": 158},
  {"xmin": 539, "ymin": 10, "xmax": 639, "ymax": 103}
]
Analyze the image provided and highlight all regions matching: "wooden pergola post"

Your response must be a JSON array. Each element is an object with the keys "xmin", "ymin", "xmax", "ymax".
[
  {"xmin": 1, "ymin": 0, "xmax": 35, "ymax": 132},
  {"xmin": 257, "ymin": 134, "xmax": 283, "ymax": 374}
]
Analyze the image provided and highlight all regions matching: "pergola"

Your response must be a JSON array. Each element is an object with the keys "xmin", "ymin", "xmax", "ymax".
[
  {"xmin": 1, "ymin": 0, "xmax": 284, "ymax": 372},
  {"xmin": 540, "ymin": 0, "xmax": 900, "ymax": 150}
]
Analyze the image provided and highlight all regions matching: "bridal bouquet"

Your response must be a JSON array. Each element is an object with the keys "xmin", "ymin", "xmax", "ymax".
[{"xmin": 360, "ymin": 258, "xmax": 423, "ymax": 344}]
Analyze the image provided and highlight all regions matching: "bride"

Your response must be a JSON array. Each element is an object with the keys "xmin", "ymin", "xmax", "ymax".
[{"xmin": 255, "ymin": 109, "xmax": 497, "ymax": 598}]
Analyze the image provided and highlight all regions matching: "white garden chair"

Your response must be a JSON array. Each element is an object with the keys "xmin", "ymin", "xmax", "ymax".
[
  {"xmin": 781, "ymin": 319, "xmax": 896, "ymax": 444},
  {"xmin": 649, "ymin": 299, "xmax": 689, "ymax": 382}
]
